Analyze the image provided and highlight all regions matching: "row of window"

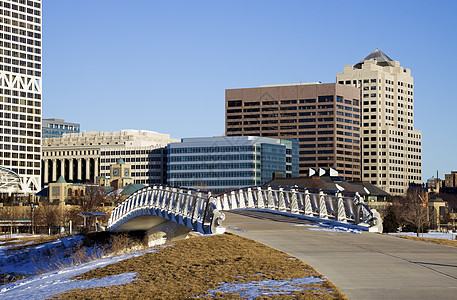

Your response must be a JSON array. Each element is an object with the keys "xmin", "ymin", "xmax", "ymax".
[
  {"xmin": 1, "ymin": 1, "xmax": 41, "ymax": 9},
  {"xmin": 168, "ymin": 162, "xmax": 256, "ymax": 170},
  {"xmin": 0, "ymin": 56, "xmax": 41, "ymax": 69},
  {"xmin": 0, "ymin": 144, "xmax": 39, "ymax": 151},
  {"xmin": 340, "ymin": 78, "xmax": 413, "ymax": 89},
  {"xmin": 100, "ymin": 149, "xmax": 162, "ymax": 156},
  {"xmin": 169, "ymin": 154, "xmax": 256, "ymax": 162},
  {"xmin": 169, "ymin": 179, "xmax": 255, "ymax": 187},
  {"xmin": 169, "ymin": 146, "xmax": 255, "ymax": 154},
  {"xmin": 0, "ymin": 165, "xmax": 38, "ymax": 174},
  {"xmin": 169, "ymin": 171, "xmax": 256, "ymax": 179}
]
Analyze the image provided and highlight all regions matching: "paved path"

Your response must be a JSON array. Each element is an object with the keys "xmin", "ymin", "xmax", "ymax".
[{"xmin": 224, "ymin": 210, "xmax": 457, "ymax": 300}]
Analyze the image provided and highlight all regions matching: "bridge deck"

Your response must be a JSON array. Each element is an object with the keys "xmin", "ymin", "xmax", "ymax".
[{"xmin": 224, "ymin": 211, "xmax": 457, "ymax": 300}]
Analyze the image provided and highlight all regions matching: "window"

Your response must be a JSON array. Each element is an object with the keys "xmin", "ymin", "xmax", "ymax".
[{"xmin": 318, "ymin": 96, "xmax": 334, "ymax": 103}]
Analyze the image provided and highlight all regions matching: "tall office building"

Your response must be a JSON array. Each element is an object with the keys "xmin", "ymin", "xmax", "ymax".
[
  {"xmin": 0, "ymin": 0, "xmax": 42, "ymax": 194},
  {"xmin": 225, "ymin": 83, "xmax": 362, "ymax": 181},
  {"xmin": 337, "ymin": 49, "xmax": 422, "ymax": 195}
]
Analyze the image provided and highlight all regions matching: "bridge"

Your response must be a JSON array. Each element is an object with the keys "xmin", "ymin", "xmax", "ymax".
[
  {"xmin": 107, "ymin": 185, "xmax": 457, "ymax": 299},
  {"xmin": 107, "ymin": 184, "xmax": 382, "ymax": 245}
]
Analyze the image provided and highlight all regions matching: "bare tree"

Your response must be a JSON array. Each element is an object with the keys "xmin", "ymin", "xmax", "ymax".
[
  {"xmin": 396, "ymin": 188, "xmax": 429, "ymax": 237},
  {"xmin": 35, "ymin": 201, "xmax": 62, "ymax": 235}
]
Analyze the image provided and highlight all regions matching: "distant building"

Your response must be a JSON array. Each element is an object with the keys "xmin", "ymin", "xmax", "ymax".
[
  {"xmin": 167, "ymin": 136, "xmax": 299, "ymax": 193},
  {"xmin": 444, "ymin": 171, "xmax": 457, "ymax": 188},
  {"xmin": 225, "ymin": 83, "xmax": 361, "ymax": 181},
  {"xmin": 426, "ymin": 176, "xmax": 442, "ymax": 194},
  {"xmin": 42, "ymin": 130, "xmax": 178, "ymax": 187},
  {"xmin": 42, "ymin": 119, "xmax": 80, "ymax": 138},
  {"xmin": 336, "ymin": 49, "xmax": 422, "ymax": 195}
]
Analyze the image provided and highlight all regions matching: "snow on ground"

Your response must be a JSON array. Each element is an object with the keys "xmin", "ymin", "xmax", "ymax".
[
  {"xmin": 294, "ymin": 223, "xmax": 361, "ymax": 234},
  {"xmin": 203, "ymin": 276, "xmax": 327, "ymax": 298},
  {"xmin": 389, "ymin": 231, "xmax": 457, "ymax": 240},
  {"xmin": 0, "ymin": 235, "xmax": 93, "ymax": 276},
  {"xmin": 0, "ymin": 248, "xmax": 157, "ymax": 300},
  {"xmin": 0, "ymin": 234, "xmax": 45, "ymax": 239}
]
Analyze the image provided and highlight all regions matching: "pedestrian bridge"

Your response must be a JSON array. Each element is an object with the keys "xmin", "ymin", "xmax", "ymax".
[{"xmin": 107, "ymin": 185, "xmax": 382, "ymax": 243}]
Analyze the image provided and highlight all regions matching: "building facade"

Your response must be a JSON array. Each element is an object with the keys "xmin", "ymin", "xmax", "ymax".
[
  {"xmin": 444, "ymin": 171, "xmax": 457, "ymax": 188},
  {"xmin": 336, "ymin": 49, "xmax": 422, "ymax": 195},
  {"xmin": 42, "ymin": 130, "xmax": 177, "ymax": 186},
  {"xmin": 167, "ymin": 136, "xmax": 299, "ymax": 193},
  {"xmin": 42, "ymin": 118, "xmax": 80, "ymax": 138},
  {"xmin": 0, "ymin": 0, "xmax": 42, "ymax": 194},
  {"xmin": 225, "ymin": 83, "xmax": 361, "ymax": 181}
]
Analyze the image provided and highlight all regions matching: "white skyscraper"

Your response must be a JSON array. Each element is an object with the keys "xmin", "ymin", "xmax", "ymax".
[
  {"xmin": 0, "ymin": 0, "xmax": 42, "ymax": 194},
  {"xmin": 337, "ymin": 49, "xmax": 422, "ymax": 195}
]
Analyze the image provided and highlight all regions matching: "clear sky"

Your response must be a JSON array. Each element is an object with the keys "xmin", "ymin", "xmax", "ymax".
[{"xmin": 42, "ymin": 0, "xmax": 457, "ymax": 182}]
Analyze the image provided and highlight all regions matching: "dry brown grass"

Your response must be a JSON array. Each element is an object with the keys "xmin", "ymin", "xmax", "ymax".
[
  {"xmin": 394, "ymin": 234, "xmax": 457, "ymax": 247},
  {"xmin": 53, "ymin": 234, "xmax": 347, "ymax": 299}
]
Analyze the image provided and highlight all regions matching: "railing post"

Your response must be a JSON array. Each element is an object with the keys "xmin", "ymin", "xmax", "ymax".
[
  {"xmin": 230, "ymin": 190, "xmax": 237, "ymax": 210},
  {"xmin": 238, "ymin": 189, "xmax": 245, "ymax": 209},
  {"xmin": 257, "ymin": 187, "xmax": 264, "ymax": 208},
  {"xmin": 290, "ymin": 188, "xmax": 299, "ymax": 213},
  {"xmin": 247, "ymin": 188, "xmax": 255, "ymax": 208},
  {"xmin": 267, "ymin": 186, "xmax": 275, "ymax": 209},
  {"xmin": 319, "ymin": 191, "xmax": 328, "ymax": 219},
  {"xmin": 222, "ymin": 193, "xmax": 229, "ymax": 210},
  {"xmin": 337, "ymin": 192, "xmax": 346, "ymax": 222},
  {"xmin": 304, "ymin": 190, "xmax": 312, "ymax": 216},
  {"xmin": 278, "ymin": 187, "xmax": 286, "ymax": 211}
]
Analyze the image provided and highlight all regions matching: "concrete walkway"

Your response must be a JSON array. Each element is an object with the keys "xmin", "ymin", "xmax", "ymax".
[{"xmin": 224, "ymin": 210, "xmax": 457, "ymax": 300}]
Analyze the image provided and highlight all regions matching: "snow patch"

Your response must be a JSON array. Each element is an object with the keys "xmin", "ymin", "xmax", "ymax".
[
  {"xmin": 204, "ymin": 276, "xmax": 325, "ymax": 298},
  {"xmin": 389, "ymin": 232, "xmax": 457, "ymax": 240},
  {"xmin": 294, "ymin": 223, "xmax": 361, "ymax": 234},
  {"xmin": 0, "ymin": 248, "xmax": 157, "ymax": 299}
]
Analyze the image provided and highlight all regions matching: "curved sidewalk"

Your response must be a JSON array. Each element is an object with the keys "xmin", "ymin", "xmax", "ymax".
[{"xmin": 224, "ymin": 211, "xmax": 457, "ymax": 300}]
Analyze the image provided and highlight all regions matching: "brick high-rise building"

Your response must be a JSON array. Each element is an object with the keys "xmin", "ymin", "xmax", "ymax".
[
  {"xmin": 336, "ymin": 49, "xmax": 422, "ymax": 195},
  {"xmin": 0, "ymin": 0, "xmax": 42, "ymax": 194},
  {"xmin": 225, "ymin": 83, "xmax": 362, "ymax": 181}
]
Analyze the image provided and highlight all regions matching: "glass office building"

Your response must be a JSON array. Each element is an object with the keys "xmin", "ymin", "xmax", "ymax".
[{"xmin": 167, "ymin": 136, "xmax": 298, "ymax": 193}]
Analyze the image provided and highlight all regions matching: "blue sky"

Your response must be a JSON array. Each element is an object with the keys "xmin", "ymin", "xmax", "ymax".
[{"xmin": 42, "ymin": 0, "xmax": 457, "ymax": 182}]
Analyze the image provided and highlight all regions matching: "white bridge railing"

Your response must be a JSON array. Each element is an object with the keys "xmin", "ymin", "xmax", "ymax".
[
  {"xmin": 214, "ymin": 185, "xmax": 382, "ymax": 231},
  {"xmin": 107, "ymin": 185, "xmax": 224, "ymax": 234},
  {"xmin": 108, "ymin": 184, "xmax": 382, "ymax": 234}
]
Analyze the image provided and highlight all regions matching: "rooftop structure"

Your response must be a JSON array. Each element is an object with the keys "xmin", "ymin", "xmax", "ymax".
[{"xmin": 42, "ymin": 118, "xmax": 80, "ymax": 138}]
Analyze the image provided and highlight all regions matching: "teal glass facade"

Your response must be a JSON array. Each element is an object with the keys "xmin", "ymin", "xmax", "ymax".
[{"xmin": 167, "ymin": 136, "xmax": 298, "ymax": 193}]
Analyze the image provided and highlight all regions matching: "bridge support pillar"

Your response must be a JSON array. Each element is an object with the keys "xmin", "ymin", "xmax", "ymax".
[{"xmin": 146, "ymin": 220, "xmax": 192, "ymax": 247}]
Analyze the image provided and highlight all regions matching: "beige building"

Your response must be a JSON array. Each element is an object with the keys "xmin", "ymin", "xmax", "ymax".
[
  {"xmin": 48, "ymin": 176, "xmax": 85, "ymax": 205},
  {"xmin": 42, "ymin": 130, "xmax": 178, "ymax": 187},
  {"xmin": 225, "ymin": 83, "xmax": 362, "ymax": 181},
  {"xmin": 336, "ymin": 49, "xmax": 422, "ymax": 195}
]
